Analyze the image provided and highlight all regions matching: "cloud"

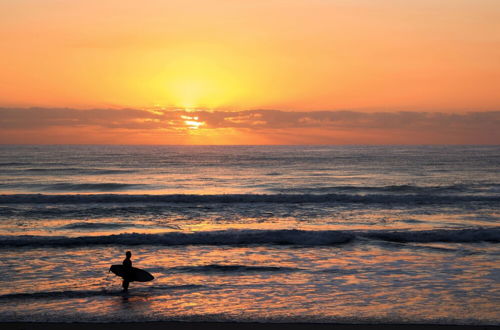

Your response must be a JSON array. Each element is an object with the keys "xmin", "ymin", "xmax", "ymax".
[{"xmin": 1, "ymin": 107, "xmax": 499, "ymax": 144}]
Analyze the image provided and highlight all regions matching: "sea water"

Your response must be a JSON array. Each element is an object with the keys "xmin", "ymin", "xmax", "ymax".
[{"xmin": 0, "ymin": 145, "xmax": 498, "ymax": 324}]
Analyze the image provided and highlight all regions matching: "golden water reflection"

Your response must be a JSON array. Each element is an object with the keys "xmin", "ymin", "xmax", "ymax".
[{"xmin": 2, "ymin": 237, "xmax": 499, "ymax": 322}]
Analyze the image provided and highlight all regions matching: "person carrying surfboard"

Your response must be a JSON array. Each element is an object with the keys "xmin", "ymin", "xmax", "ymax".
[
  {"xmin": 122, "ymin": 251, "xmax": 133, "ymax": 292},
  {"xmin": 109, "ymin": 252, "xmax": 154, "ymax": 291}
]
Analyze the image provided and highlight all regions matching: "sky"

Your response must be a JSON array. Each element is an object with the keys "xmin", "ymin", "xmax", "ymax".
[{"xmin": 1, "ymin": 0, "xmax": 499, "ymax": 144}]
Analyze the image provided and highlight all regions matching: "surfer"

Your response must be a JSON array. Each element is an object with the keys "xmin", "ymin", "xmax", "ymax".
[
  {"xmin": 109, "ymin": 251, "xmax": 153, "ymax": 290},
  {"xmin": 122, "ymin": 251, "xmax": 132, "ymax": 292}
]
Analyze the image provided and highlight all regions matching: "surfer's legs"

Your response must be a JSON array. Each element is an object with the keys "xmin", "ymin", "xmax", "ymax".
[{"xmin": 122, "ymin": 279, "xmax": 129, "ymax": 291}]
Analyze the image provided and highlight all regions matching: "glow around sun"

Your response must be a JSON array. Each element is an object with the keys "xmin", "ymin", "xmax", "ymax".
[
  {"xmin": 161, "ymin": 53, "xmax": 246, "ymax": 110},
  {"xmin": 181, "ymin": 115, "xmax": 205, "ymax": 130}
]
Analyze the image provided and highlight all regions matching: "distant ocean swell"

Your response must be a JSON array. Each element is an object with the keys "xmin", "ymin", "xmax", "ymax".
[
  {"xmin": 1, "ymin": 168, "xmax": 137, "ymax": 175},
  {"xmin": 1, "ymin": 228, "xmax": 498, "ymax": 247},
  {"xmin": 2, "ymin": 182, "xmax": 500, "ymax": 193},
  {"xmin": 0, "ymin": 183, "xmax": 154, "ymax": 192},
  {"xmin": 1, "ymin": 193, "xmax": 499, "ymax": 204}
]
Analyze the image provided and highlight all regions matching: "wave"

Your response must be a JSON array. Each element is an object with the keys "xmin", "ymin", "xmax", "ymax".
[
  {"xmin": 0, "ymin": 285, "xmax": 204, "ymax": 300},
  {"xmin": 60, "ymin": 222, "xmax": 128, "ymax": 230},
  {"xmin": 41, "ymin": 183, "xmax": 151, "ymax": 192},
  {"xmin": 0, "ymin": 230, "xmax": 353, "ymax": 247},
  {"xmin": 0, "ymin": 183, "xmax": 154, "ymax": 192},
  {"xmin": 0, "ymin": 289, "xmax": 121, "ymax": 300},
  {"xmin": 366, "ymin": 228, "xmax": 500, "ymax": 243},
  {"xmin": 19, "ymin": 168, "xmax": 137, "ymax": 175},
  {"xmin": 1, "ymin": 192, "xmax": 499, "ymax": 204},
  {"xmin": 268, "ymin": 184, "xmax": 493, "ymax": 194},
  {"xmin": 0, "ymin": 228, "xmax": 498, "ymax": 248},
  {"xmin": 0, "ymin": 162, "xmax": 30, "ymax": 166},
  {"xmin": 168, "ymin": 264, "xmax": 299, "ymax": 273}
]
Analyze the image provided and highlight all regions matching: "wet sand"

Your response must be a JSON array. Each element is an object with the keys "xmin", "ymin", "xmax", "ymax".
[{"xmin": 1, "ymin": 322, "xmax": 498, "ymax": 330}]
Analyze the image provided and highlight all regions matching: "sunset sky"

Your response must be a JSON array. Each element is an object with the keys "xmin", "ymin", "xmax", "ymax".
[{"xmin": 1, "ymin": 0, "xmax": 499, "ymax": 144}]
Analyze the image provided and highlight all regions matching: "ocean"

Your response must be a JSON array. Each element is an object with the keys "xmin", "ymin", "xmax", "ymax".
[{"xmin": 0, "ymin": 145, "xmax": 498, "ymax": 324}]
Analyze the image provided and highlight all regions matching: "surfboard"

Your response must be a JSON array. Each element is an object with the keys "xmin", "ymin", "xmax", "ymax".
[{"xmin": 109, "ymin": 265, "xmax": 154, "ymax": 282}]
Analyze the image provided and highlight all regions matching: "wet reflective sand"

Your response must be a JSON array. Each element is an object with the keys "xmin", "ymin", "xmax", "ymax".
[{"xmin": 1, "ymin": 242, "xmax": 498, "ymax": 323}]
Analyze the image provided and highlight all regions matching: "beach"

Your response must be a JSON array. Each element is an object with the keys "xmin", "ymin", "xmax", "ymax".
[
  {"xmin": 2, "ymin": 322, "xmax": 499, "ymax": 330},
  {"xmin": 1, "ymin": 145, "xmax": 499, "ymax": 325},
  {"xmin": 3, "ymin": 0, "xmax": 500, "ymax": 326}
]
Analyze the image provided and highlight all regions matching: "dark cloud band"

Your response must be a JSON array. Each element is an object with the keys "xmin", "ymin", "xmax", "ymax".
[{"xmin": 1, "ymin": 107, "xmax": 498, "ymax": 133}]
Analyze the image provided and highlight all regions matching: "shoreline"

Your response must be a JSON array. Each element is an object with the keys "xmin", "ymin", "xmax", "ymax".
[{"xmin": 1, "ymin": 322, "xmax": 499, "ymax": 330}]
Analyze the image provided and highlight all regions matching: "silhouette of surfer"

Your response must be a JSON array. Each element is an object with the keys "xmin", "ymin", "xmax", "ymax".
[
  {"xmin": 122, "ymin": 251, "xmax": 133, "ymax": 292},
  {"xmin": 109, "ymin": 251, "xmax": 154, "ymax": 290}
]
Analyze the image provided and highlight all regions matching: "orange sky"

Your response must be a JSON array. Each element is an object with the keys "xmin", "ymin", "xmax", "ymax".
[{"xmin": 0, "ymin": 1, "xmax": 499, "ymax": 144}]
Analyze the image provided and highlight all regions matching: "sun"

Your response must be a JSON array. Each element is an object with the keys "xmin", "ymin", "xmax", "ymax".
[{"xmin": 181, "ymin": 115, "xmax": 205, "ymax": 130}]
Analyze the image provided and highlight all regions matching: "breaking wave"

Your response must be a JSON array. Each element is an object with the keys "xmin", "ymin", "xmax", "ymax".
[
  {"xmin": 0, "ymin": 230, "xmax": 353, "ymax": 247},
  {"xmin": 0, "ymin": 228, "xmax": 498, "ymax": 248},
  {"xmin": 1, "ymin": 192, "xmax": 498, "ymax": 204}
]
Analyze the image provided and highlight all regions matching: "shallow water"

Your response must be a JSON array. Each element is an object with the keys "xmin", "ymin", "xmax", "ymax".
[{"xmin": 0, "ymin": 145, "xmax": 499, "ymax": 324}]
